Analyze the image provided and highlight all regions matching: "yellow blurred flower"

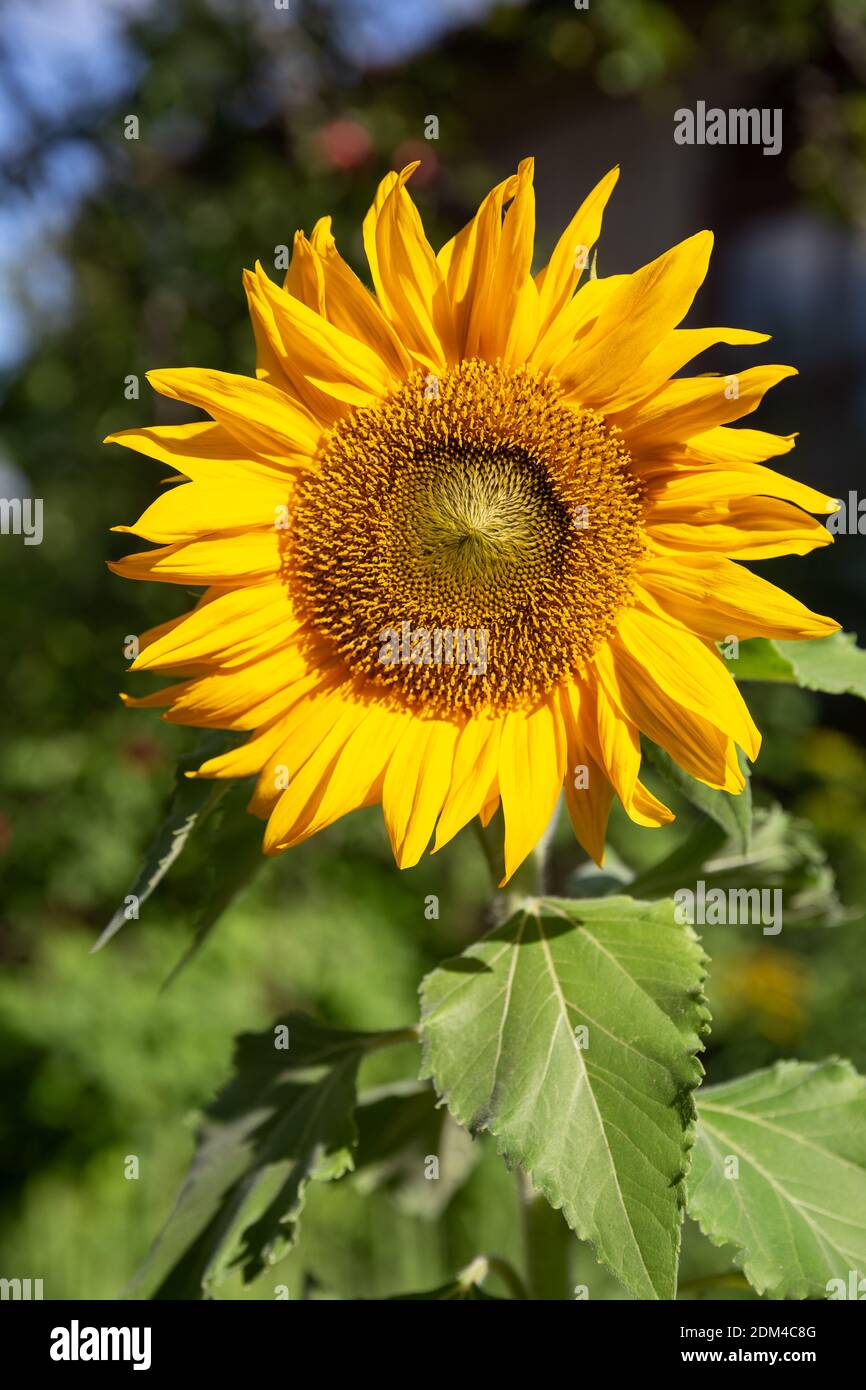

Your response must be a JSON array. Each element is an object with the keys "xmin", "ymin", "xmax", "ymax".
[{"xmin": 718, "ymin": 948, "xmax": 810, "ymax": 1045}]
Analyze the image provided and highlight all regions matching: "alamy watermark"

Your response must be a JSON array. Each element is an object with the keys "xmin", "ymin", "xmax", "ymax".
[
  {"xmin": 378, "ymin": 622, "xmax": 488, "ymax": 677},
  {"xmin": 0, "ymin": 1276, "xmax": 43, "ymax": 1299},
  {"xmin": 674, "ymin": 880, "xmax": 783, "ymax": 935},
  {"xmin": 0, "ymin": 497, "xmax": 43, "ymax": 545},
  {"xmin": 826, "ymin": 1270, "xmax": 866, "ymax": 1300},
  {"xmin": 50, "ymin": 1321, "xmax": 151, "ymax": 1371},
  {"xmin": 674, "ymin": 102, "xmax": 782, "ymax": 157},
  {"xmin": 826, "ymin": 492, "xmax": 866, "ymax": 535}
]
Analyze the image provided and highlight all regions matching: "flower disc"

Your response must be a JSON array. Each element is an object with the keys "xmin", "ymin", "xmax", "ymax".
[{"xmin": 292, "ymin": 360, "xmax": 644, "ymax": 713}]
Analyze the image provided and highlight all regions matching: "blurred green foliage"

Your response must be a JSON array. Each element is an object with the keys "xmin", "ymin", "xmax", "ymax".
[{"xmin": 1, "ymin": 0, "xmax": 865, "ymax": 1298}]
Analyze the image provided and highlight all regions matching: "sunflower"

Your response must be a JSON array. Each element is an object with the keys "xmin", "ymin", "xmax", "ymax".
[{"xmin": 108, "ymin": 161, "xmax": 838, "ymax": 883}]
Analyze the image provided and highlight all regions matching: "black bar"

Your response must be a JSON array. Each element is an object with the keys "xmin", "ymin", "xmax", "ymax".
[{"xmin": 1, "ymin": 1295, "xmax": 861, "ymax": 1375}]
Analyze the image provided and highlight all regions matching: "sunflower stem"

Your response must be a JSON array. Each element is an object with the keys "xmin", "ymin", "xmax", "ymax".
[
  {"xmin": 472, "ymin": 800, "xmax": 561, "ymax": 906},
  {"xmin": 518, "ymin": 1169, "xmax": 573, "ymax": 1301}
]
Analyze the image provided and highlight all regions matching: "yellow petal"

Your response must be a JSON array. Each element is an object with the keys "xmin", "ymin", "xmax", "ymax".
[
  {"xmin": 616, "ymin": 605, "xmax": 760, "ymax": 759},
  {"xmin": 674, "ymin": 425, "xmax": 796, "ymax": 466},
  {"xmin": 599, "ymin": 326, "xmax": 769, "ymax": 415},
  {"xmin": 284, "ymin": 230, "xmax": 326, "ymax": 314},
  {"xmin": 611, "ymin": 364, "xmax": 797, "ymax": 450},
  {"xmin": 243, "ymin": 265, "xmax": 344, "ymax": 425},
  {"xmin": 478, "ymin": 157, "xmax": 540, "ymax": 365},
  {"xmin": 121, "ymin": 684, "xmax": 185, "ymax": 710},
  {"xmin": 135, "ymin": 610, "xmax": 190, "ymax": 658},
  {"xmin": 497, "ymin": 696, "xmax": 566, "ymax": 884},
  {"xmin": 371, "ymin": 163, "xmax": 457, "ymax": 372},
  {"xmin": 113, "ymin": 478, "xmax": 286, "ymax": 543},
  {"xmin": 644, "ymin": 462, "xmax": 837, "ymax": 516},
  {"xmin": 556, "ymin": 682, "xmax": 613, "ymax": 866},
  {"xmin": 595, "ymin": 640, "xmax": 745, "ymax": 792},
  {"xmin": 630, "ymin": 778, "xmax": 676, "ymax": 827},
  {"xmin": 249, "ymin": 684, "xmax": 356, "ymax": 815},
  {"xmin": 264, "ymin": 700, "xmax": 403, "ymax": 852},
  {"xmin": 362, "ymin": 169, "xmax": 400, "ymax": 299},
  {"xmin": 437, "ymin": 171, "xmax": 518, "ymax": 357},
  {"xmin": 162, "ymin": 646, "xmax": 332, "ymax": 730},
  {"xmin": 534, "ymin": 166, "xmax": 619, "ymax": 336},
  {"xmin": 131, "ymin": 582, "xmax": 297, "ymax": 671},
  {"xmin": 647, "ymin": 497, "xmax": 833, "ymax": 558},
  {"xmin": 530, "ymin": 273, "xmax": 626, "ymax": 374},
  {"xmin": 381, "ymin": 718, "xmax": 459, "ymax": 868},
  {"xmin": 109, "ymin": 530, "xmax": 279, "ymax": 586},
  {"xmin": 193, "ymin": 710, "xmax": 305, "ymax": 780},
  {"xmin": 637, "ymin": 557, "xmax": 839, "ymax": 641},
  {"xmin": 104, "ymin": 421, "xmax": 301, "ymax": 484},
  {"xmin": 554, "ymin": 231, "xmax": 714, "ymax": 409},
  {"xmin": 146, "ymin": 367, "xmax": 324, "ymax": 466},
  {"xmin": 433, "ymin": 715, "xmax": 503, "ymax": 852},
  {"xmin": 251, "ymin": 262, "xmax": 397, "ymax": 405},
  {"xmin": 592, "ymin": 681, "xmax": 674, "ymax": 829},
  {"xmin": 309, "ymin": 216, "xmax": 413, "ymax": 379}
]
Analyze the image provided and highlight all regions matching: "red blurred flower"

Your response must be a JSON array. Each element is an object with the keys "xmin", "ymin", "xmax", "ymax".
[
  {"xmin": 392, "ymin": 140, "xmax": 439, "ymax": 186},
  {"xmin": 121, "ymin": 735, "xmax": 164, "ymax": 772},
  {"xmin": 314, "ymin": 119, "xmax": 374, "ymax": 171}
]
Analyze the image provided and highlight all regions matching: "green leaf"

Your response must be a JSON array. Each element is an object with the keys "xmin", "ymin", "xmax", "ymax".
[
  {"xmin": 352, "ymin": 1080, "xmax": 479, "ymax": 1217},
  {"xmin": 419, "ymin": 896, "xmax": 710, "ymax": 1300},
  {"xmin": 688, "ymin": 1059, "xmax": 866, "ymax": 1299},
  {"xmin": 160, "ymin": 779, "xmax": 269, "ymax": 989},
  {"xmin": 627, "ymin": 820, "xmax": 728, "ymax": 901},
  {"xmin": 643, "ymin": 739, "xmax": 751, "ymax": 854},
  {"xmin": 629, "ymin": 804, "xmax": 850, "ymax": 926},
  {"xmin": 732, "ymin": 631, "xmax": 866, "ymax": 699},
  {"xmin": 93, "ymin": 732, "xmax": 238, "ymax": 953},
  {"xmin": 132, "ymin": 1013, "xmax": 412, "ymax": 1298},
  {"xmin": 725, "ymin": 637, "xmax": 794, "ymax": 682}
]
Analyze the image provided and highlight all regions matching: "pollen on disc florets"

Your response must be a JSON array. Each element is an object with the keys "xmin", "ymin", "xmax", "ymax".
[{"xmin": 291, "ymin": 359, "xmax": 644, "ymax": 715}]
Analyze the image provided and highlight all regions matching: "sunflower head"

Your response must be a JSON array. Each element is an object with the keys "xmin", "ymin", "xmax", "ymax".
[{"xmin": 108, "ymin": 160, "xmax": 839, "ymax": 882}]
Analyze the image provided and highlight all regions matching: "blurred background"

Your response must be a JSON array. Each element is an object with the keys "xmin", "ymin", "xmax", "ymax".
[{"xmin": 1, "ymin": 0, "xmax": 865, "ymax": 1300}]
